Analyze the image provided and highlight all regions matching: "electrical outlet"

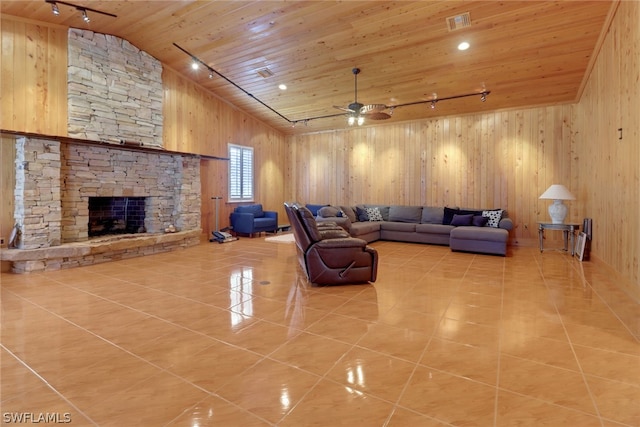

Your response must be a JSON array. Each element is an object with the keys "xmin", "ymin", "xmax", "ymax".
[{"xmin": 0, "ymin": 237, "xmax": 4, "ymax": 245}]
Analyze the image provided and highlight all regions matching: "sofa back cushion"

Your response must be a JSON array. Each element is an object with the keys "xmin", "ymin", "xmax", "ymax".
[
  {"xmin": 317, "ymin": 206, "xmax": 341, "ymax": 218},
  {"xmin": 389, "ymin": 206, "xmax": 423, "ymax": 223},
  {"xmin": 235, "ymin": 204, "xmax": 264, "ymax": 218},
  {"xmin": 421, "ymin": 206, "xmax": 444, "ymax": 224},
  {"xmin": 338, "ymin": 206, "xmax": 356, "ymax": 223}
]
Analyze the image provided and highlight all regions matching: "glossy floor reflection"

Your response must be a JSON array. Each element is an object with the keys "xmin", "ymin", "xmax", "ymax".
[{"xmin": 2, "ymin": 237, "xmax": 639, "ymax": 426}]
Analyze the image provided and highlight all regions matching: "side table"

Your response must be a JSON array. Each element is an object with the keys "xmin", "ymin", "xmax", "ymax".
[{"xmin": 538, "ymin": 222, "xmax": 580, "ymax": 255}]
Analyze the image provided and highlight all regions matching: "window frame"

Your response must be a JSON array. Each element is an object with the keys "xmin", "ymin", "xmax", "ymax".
[{"xmin": 228, "ymin": 143, "xmax": 254, "ymax": 203}]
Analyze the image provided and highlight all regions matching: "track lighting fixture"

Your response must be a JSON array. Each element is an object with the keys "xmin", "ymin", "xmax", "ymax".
[
  {"xmin": 173, "ymin": 44, "xmax": 491, "ymax": 129},
  {"xmin": 80, "ymin": 8, "xmax": 90, "ymax": 23},
  {"xmin": 44, "ymin": 0, "xmax": 117, "ymax": 21}
]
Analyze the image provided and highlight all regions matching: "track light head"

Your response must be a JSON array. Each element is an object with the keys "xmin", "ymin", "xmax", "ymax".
[
  {"xmin": 79, "ymin": 8, "xmax": 90, "ymax": 23},
  {"xmin": 430, "ymin": 100, "xmax": 437, "ymax": 109},
  {"xmin": 480, "ymin": 92, "xmax": 487, "ymax": 102},
  {"xmin": 51, "ymin": 2, "xmax": 60, "ymax": 15}
]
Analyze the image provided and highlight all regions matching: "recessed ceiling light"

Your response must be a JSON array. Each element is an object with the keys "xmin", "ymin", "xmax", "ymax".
[
  {"xmin": 278, "ymin": 84, "xmax": 287, "ymax": 90},
  {"xmin": 458, "ymin": 41, "xmax": 470, "ymax": 51}
]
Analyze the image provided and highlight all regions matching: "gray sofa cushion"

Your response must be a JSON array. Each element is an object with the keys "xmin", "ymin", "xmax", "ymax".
[
  {"xmin": 318, "ymin": 206, "xmax": 340, "ymax": 218},
  {"xmin": 339, "ymin": 205, "xmax": 357, "ymax": 223},
  {"xmin": 350, "ymin": 221, "xmax": 381, "ymax": 237},
  {"xmin": 450, "ymin": 226, "xmax": 508, "ymax": 243},
  {"xmin": 421, "ymin": 206, "xmax": 444, "ymax": 224},
  {"xmin": 388, "ymin": 205, "xmax": 422, "ymax": 223},
  {"xmin": 416, "ymin": 223, "xmax": 455, "ymax": 235},
  {"xmin": 381, "ymin": 221, "xmax": 416, "ymax": 232}
]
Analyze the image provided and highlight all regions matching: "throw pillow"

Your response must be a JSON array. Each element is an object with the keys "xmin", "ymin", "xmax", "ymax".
[
  {"xmin": 365, "ymin": 207, "xmax": 384, "ymax": 222},
  {"xmin": 365, "ymin": 205, "xmax": 390, "ymax": 221},
  {"xmin": 482, "ymin": 209, "xmax": 503, "ymax": 228},
  {"xmin": 356, "ymin": 206, "xmax": 369, "ymax": 222},
  {"xmin": 450, "ymin": 213, "xmax": 474, "ymax": 226},
  {"xmin": 473, "ymin": 215, "xmax": 489, "ymax": 227},
  {"xmin": 442, "ymin": 207, "xmax": 459, "ymax": 225}
]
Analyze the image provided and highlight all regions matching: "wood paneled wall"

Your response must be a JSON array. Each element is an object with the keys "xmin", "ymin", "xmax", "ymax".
[
  {"xmin": 162, "ymin": 67, "xmax": 288, "ymax": 237},
  {"xmin": 575, "ymin": 0, "xmax": 640, "ymax": 298},
  {"xmin": 1, "ymin": 16, "xmax": 68, "ymax": 135},
  {"xmin": 287, "ymin": 105, "xmax": 577, "ymax": 244}
]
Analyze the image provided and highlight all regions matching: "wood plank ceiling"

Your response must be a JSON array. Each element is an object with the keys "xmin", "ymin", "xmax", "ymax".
[{"xmin": 1, "ymin": 1, "xmax": 616, "ymax": 135}]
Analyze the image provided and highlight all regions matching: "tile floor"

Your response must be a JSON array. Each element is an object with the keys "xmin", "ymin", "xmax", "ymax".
[{"xmin": 1, "ymin": 237, "xmax": 639, "ymax": 426}]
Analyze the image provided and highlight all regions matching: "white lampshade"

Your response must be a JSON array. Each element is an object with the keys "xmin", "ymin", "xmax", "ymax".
[
  {"xmin": 539, "ymin": 184, "xmax": 575, "ymax": 224},
  {"xmin": 539, "ymin": 184, "xmax": 576, "ymax": 201}
]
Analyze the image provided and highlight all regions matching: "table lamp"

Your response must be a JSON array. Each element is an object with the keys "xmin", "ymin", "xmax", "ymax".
[{"xmin": 539, "ymin": 184, "xmax": 575, "ymax": 224}]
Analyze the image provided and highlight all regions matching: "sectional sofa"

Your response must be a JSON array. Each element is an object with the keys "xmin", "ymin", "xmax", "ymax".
[{"xmin": 307, "ymin": 203, "xmax": 513, "ymax": 256}]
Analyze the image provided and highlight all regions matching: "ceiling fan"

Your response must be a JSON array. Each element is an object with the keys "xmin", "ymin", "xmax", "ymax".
[{"xmin": 334, "ymin": 68, "xmax": 392, "ymax": 124}]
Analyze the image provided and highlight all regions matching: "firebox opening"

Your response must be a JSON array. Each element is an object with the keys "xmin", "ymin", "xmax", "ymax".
[{"xmin": 88, "ymin": 197, "xmax": 146, "ymax": 237}]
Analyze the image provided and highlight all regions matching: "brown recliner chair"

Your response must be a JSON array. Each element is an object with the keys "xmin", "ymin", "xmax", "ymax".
[{"xmin": 284, "ymin": 203, "xmax": 378, "ymax": 285}]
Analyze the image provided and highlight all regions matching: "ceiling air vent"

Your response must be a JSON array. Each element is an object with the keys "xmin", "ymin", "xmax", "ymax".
[
  {"xmin": 446, "ymin": 12, "xmax": 471, "ymax": 31},
  {"xmin": 256, "ymin": 67, "xmax": 274, "ymax": 78}
]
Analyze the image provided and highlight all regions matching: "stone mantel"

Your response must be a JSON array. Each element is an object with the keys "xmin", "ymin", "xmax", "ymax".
[{"xmin": 0, "ymin": 130, "xmax": 228, "ymax": 161}]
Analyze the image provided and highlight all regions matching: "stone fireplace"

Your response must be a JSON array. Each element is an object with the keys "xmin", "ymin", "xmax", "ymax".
[
  {"xmin": 3, "ymin": 136, "xmax": 202, "ymax": 272},
  {"xmin": 1, "ymin": 29, "xmax": 204, "ymax": 273}
]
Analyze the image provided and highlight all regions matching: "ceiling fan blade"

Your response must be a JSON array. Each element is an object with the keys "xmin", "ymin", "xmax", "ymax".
[
  {"xmin": 366, "ymin": 112, "xmax": 392, "ymax": 120},
  {"xmin": 334, "ymin": 105, "xmax": 356, "ymax": 113},
  {"xmin": 360, "ymin": 104, "xmax": 388, "ymax": 114}
]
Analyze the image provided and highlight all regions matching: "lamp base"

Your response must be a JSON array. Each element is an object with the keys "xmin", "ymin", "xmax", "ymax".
[{"xmin": 548, "ymin": 200, "xmax": 568, "ymax": 224}]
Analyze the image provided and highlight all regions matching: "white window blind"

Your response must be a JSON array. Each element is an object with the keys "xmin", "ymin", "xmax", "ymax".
[{"xmin": 228, "ymin": 144, "xmax": 253, "ymax": 201}]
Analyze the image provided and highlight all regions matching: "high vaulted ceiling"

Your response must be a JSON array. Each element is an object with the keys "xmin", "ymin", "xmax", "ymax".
[{"xmin": 2, "ymin": 1, "xmax": 616, "ymax": 135}]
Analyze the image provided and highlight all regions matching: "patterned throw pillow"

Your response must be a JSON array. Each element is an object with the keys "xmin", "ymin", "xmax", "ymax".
[
  {"xmin": 365, "ymin": 207, "xmax": 384, "ymax": 222},
  {"xmin": 482, "ymin": 210, "xmax": 503, "ymax": 228}
]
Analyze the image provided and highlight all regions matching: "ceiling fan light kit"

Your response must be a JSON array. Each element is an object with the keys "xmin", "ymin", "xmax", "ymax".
[{"xmin": 174, "ymin": 45, "xmax": 489, "ymax": 129}]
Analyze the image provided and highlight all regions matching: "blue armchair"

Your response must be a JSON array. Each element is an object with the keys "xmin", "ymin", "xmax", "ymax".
[{"xmin": 230, "ymin": 204, "xmax": 278, "ymax": 236}]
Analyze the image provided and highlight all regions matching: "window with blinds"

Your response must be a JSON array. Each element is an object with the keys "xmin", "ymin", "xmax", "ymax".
[{"xmin": 228, "ymin": 144, "xmax": 254, "ymax": 201}]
